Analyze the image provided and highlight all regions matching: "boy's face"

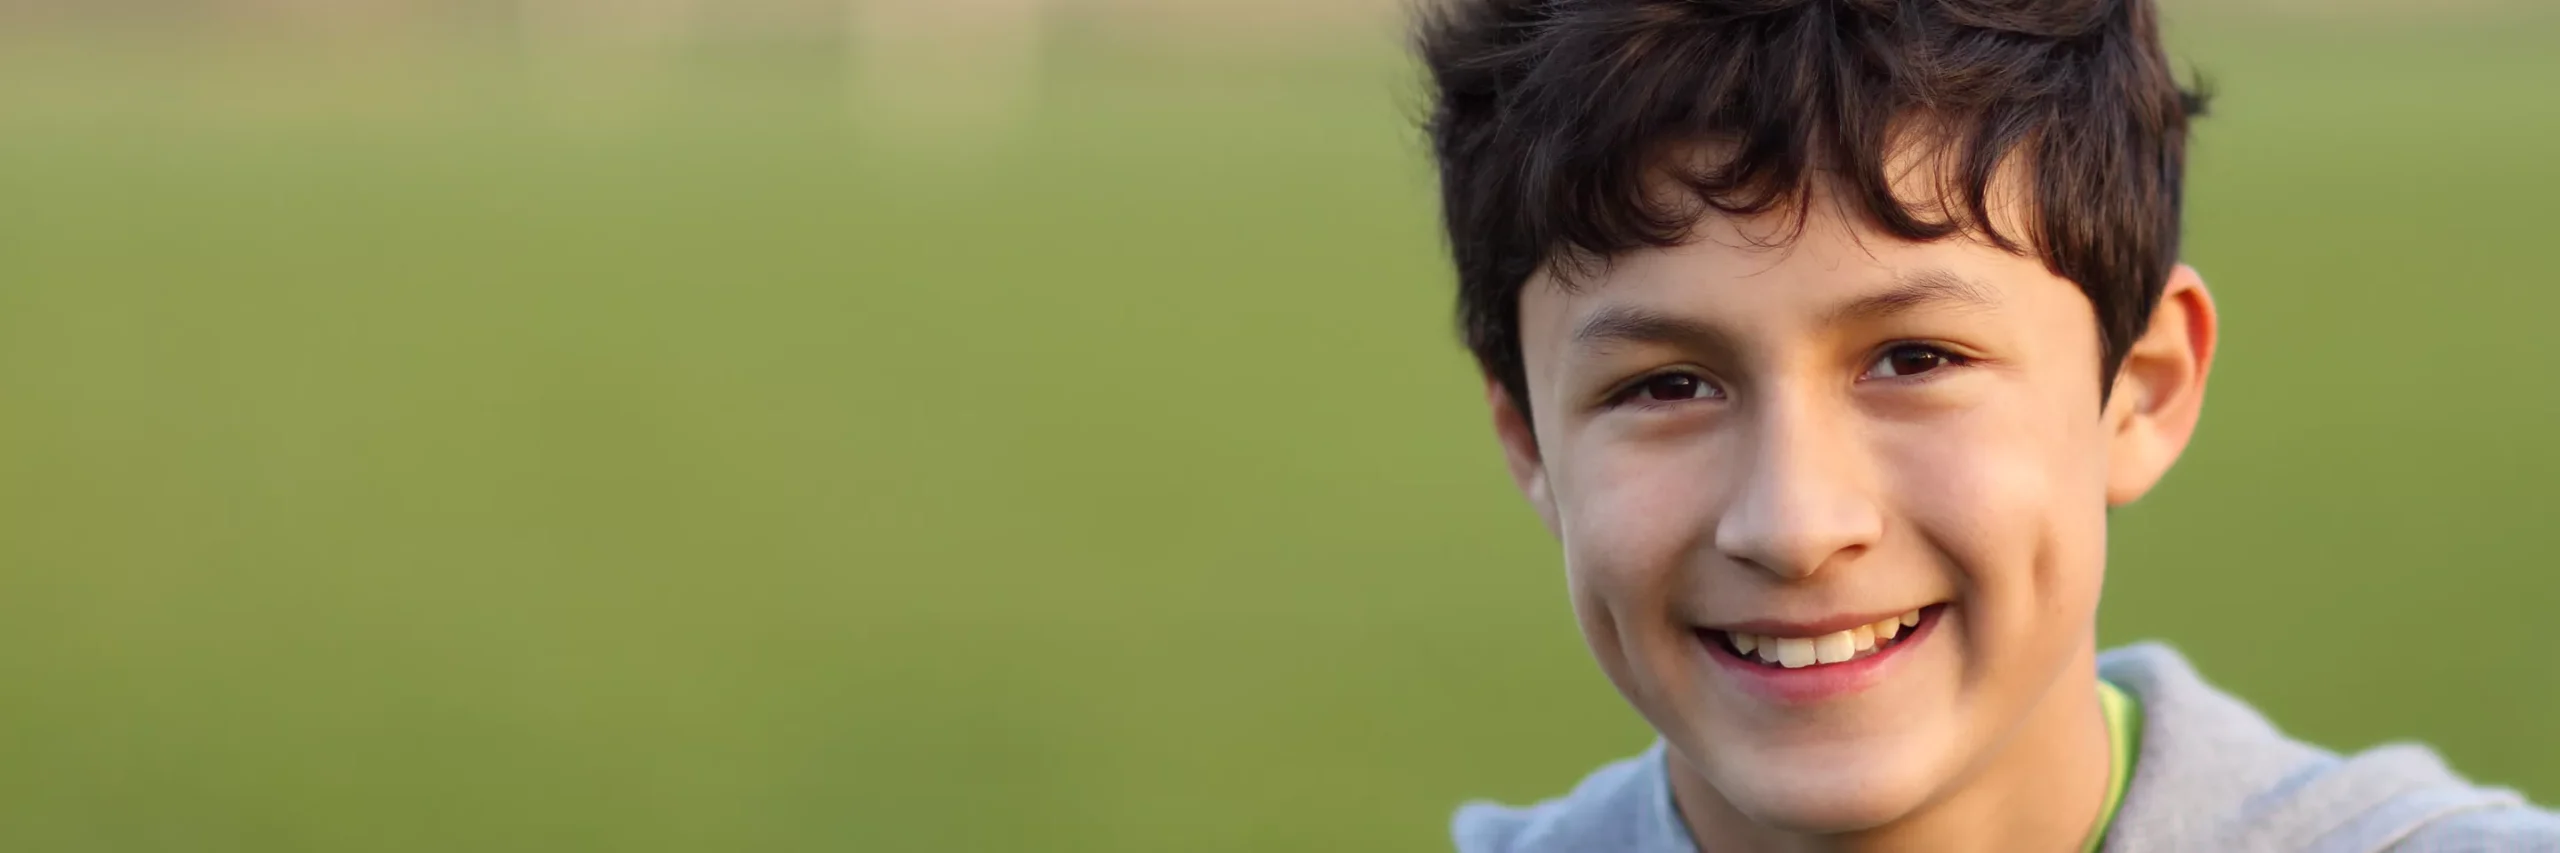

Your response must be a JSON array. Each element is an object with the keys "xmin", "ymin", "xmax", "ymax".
[{"xmin": 1489, "ymin": 183, "xmax": 2212, "ymax": 833}]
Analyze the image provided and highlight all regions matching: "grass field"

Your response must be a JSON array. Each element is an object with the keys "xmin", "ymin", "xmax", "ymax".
[{"xmin": 1, "ymin": 7, "xmax": 2557, "ymax": 850}]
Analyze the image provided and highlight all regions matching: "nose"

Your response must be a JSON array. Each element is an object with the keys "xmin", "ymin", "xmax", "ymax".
[{"xmin": 1712, "ymin": 398, "xmax": 1884, "ymax": 581}]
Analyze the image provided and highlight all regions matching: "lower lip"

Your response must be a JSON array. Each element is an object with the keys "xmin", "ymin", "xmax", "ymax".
[{"xmin": 1700, "ymin": 606, "xmax": 1945, "ymax": 705}]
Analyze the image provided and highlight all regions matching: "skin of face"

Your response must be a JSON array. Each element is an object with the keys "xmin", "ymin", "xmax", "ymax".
[{"xmin": 1484, "ymin": 178, "xmax": 2218, "ymax": 850}]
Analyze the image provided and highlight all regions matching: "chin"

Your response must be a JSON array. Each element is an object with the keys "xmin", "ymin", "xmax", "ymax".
[{"xmin": 1694, "ymin": 746, "xmax": 1946, "ymax": 835}]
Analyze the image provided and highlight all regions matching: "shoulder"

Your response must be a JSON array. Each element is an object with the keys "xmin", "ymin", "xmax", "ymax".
[
  {"xmin": 2284, "ymin": 743, "xmax": 2560, "ymax": 852},
  {"xmin": 1451, "ymin": 743, "xmax": 1693, "ymax": 853},
  {"xmin": 2097, "ymin": 643, "xmax": 2560, "ymax": 853},
  {"xmin": 2384, "ymin": 802, "xmax": 2560, "ymax": 852}
]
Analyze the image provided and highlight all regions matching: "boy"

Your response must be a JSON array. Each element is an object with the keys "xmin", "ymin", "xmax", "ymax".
[{"xmin": 1412, "ymin": 0, "xmax": 2560, "ymax": 850}]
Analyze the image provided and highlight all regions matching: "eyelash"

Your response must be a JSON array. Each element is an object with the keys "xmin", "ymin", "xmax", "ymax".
[
  {"xmin": 1863, "ymin": 342, "xmax": 1975, "ymax": 382},
  {"xmin": 1602, "ymin": 370, "xmax": 1724, "ymax": 410},
  {"xmin": 1600, "ymin": 342, "xmax": 1975, "ymax": 410}
]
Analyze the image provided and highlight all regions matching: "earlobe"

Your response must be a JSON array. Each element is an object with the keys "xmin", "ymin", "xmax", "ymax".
[
  {"xmin": 1487, "ymin": 377, "xmax": 1562, "ymax": 537},
  {"xmin": 2105, "ymin": 264, "xmax": 2220, "ymax": 506}
]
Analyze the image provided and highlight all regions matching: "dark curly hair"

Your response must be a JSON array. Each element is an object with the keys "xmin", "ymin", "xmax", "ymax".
[{"xmin": 1415, "ymin": 0, "xmax": 2207, "ymax": 414}]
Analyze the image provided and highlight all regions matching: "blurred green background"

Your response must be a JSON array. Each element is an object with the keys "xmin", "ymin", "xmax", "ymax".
[{"xmin": 1, "ymin": 1, "xmax": 2555, "ymax": 849}]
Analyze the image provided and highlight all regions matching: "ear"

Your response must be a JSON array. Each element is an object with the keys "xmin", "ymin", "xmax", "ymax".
[
  {"xmin": 1487, "ymin": 376, "xmax": 1561, "ymax": 537},
  {"xmin": 2105, "ymin": 264, "xmax": 2219, "ymax": 506}
]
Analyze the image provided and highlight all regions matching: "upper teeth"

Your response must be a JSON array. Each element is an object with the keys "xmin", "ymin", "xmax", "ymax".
[{"xmin": 1730, "ymin": 609, "xmax": 1925, "ymax": 668}]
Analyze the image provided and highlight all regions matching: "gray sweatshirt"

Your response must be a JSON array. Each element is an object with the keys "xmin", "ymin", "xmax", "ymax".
[{"xmin": 1453, "ymin": 643, "xmax": 2560, "ymax": 851}]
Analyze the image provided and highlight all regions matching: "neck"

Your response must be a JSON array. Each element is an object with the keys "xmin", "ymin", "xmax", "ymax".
[{"xmin": 1669, "ymin": 645, "xmax": 2113, "ymax": 853}]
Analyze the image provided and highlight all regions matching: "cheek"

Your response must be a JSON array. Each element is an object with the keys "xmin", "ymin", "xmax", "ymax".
[
  {"xmin": 1555, "ymin": 440, "xmax": 1720, "ymax": 601},
  {"xmin": 1885, "ymin": 393, "xmax": 2111, "ymax": 643},
  {"xmin": 1550, "ymin": 441, "xmax": 1722, "ymax": 688}
]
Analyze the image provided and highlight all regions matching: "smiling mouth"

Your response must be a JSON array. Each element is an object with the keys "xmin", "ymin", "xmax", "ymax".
[{"xmin": 1702, "ymin": 605, "xmax": 1945, "ymax": 669}]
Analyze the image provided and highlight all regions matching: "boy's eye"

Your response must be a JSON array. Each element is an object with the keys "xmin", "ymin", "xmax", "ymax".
[
  {"xmin": 1864, "ymin": 344, "xmax": 1967, "ymax": 380},
  {"xmin": 1629, "ymin": 373, "xmax": 1722, "ymax": 403}
]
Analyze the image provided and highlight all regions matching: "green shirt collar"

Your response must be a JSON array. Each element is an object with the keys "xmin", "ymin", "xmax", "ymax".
[{"xmin": 2082, "ymin": 679, "xmax": 2142, "ymax": 853}]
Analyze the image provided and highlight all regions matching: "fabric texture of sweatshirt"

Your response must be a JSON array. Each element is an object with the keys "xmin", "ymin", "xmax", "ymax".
[{"xmin": 1453, "ymin": 643, "xmax": 2560, "ymax": 852}]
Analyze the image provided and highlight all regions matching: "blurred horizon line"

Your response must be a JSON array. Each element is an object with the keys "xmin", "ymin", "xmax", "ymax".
[
  {"xmin": 1, "ymin": 0, "xmax": 2543, "ymax": 137},
  {"xmin": 0, "ymin": 0, "xmax": 2538, "ymax": 51}
]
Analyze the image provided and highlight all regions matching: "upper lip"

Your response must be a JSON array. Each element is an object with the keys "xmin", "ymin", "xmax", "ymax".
[{"xmin": 1701, "ymin": 605, "xmax": 1933, "ymax": 637}]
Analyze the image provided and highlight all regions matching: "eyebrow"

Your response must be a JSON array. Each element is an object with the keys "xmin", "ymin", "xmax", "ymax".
[
  {"xmin": 1569, "ymin": 304, "xmax": 1737, "ymax": 355},
  {"xmin": 1567, "ymin": 267, "xmax": 1999, "ymax": 351},
  {"xmin": 1821, "ymin": 268, "xmax": 2001, "ymax": 326}
]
